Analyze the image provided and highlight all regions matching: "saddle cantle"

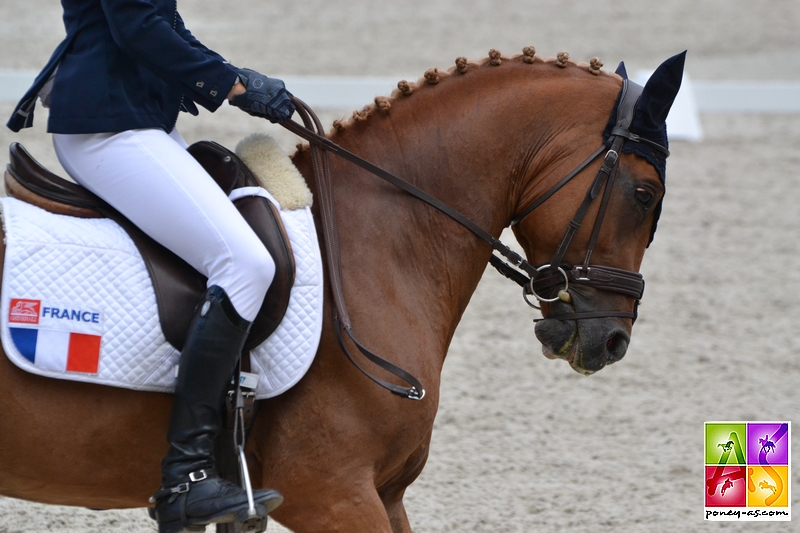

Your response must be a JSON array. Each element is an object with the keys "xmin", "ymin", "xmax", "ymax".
[{"xmin": 4, "ymin": 141, "xmax": 296, "ymax": 352}]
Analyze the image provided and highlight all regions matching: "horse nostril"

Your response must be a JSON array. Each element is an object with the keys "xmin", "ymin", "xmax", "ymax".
[{"xmin": 605, "ymin": 330, "xmax": 630, "ymax": 362}]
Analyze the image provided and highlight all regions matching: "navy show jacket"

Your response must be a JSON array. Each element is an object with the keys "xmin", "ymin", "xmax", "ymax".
[{"xmin": 7, "ymin": 0, "xmax": 239, "ymax": 134}]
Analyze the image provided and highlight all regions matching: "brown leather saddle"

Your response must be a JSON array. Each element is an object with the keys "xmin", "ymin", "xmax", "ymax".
[{"xmin": 4, "ymin": 141, "xmax": 296, "ymax": 353}]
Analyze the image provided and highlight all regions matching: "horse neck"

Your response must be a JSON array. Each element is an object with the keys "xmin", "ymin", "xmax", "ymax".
[{"xmin": 293, "ymin": 62, "xmax": 619, "ymax": 354}]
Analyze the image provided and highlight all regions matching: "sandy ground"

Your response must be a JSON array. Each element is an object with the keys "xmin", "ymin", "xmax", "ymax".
[{"xmin": 1, "ymin": 1, "xmax": 800, "ymax": 532}]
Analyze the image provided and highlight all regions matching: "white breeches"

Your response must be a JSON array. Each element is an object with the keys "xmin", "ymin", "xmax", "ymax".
[{"xmin": 52, "ymin": 128, "xmax": 274, "ymax": 322}]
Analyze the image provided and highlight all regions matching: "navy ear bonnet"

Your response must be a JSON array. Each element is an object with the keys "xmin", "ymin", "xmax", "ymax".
[{"xmin": 602, "ymin": 51, "xmax": 686, "ymax": 244}]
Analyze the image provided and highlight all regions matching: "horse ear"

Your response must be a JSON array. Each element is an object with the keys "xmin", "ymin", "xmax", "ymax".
[
  {"xmin": 615, "ymin": 61, "xmax": 628, "ymax": 79},
  {"xmin": 635, "ymin": 51, "xmax": 687, "ymax": 129}
]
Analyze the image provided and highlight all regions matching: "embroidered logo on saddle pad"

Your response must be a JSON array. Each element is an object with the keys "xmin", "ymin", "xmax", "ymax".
[
  {"xmin": 8, "ymin": 298, "xmax": 103, "ymax": 374},
  {"xmin": 9, "ymin": 298, "xmax": 40, "ymax": 324}
]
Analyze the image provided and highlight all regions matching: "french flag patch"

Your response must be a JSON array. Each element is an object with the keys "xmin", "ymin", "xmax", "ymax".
[{"xmin": 8, "ymin": 298, "xmax": 103, "ymax": 375}]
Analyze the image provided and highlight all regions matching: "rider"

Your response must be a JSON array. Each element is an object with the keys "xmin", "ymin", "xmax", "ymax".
[{"xmin": 7, "ymin": 1, "xmax": 293, "ymax": 532}]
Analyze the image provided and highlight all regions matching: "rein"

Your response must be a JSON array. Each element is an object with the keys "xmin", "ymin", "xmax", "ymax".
[{"xmin": 280, "ymin": 79, "xmax": 666, "ymax": 400}]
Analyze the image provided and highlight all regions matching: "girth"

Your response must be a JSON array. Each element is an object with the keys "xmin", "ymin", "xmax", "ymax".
[{"xmin": 4, "ymin": 141, "xmax": 296, "ymax": 353}]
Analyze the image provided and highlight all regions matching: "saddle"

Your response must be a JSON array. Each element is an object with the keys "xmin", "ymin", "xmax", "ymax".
[{"xmin": 4, "ymin": 141, "xmax": 296, "ymax": 353}]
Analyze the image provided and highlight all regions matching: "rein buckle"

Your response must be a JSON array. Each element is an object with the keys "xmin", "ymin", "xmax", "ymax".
[{"xmin": 406, "ymin": 387, "xmax": 426, "ymax": 401}]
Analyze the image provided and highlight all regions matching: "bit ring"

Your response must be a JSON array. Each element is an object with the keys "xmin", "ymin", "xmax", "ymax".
[{"xmin": 526, "ymin": 265, "xmax": 569, "ymax": 304}]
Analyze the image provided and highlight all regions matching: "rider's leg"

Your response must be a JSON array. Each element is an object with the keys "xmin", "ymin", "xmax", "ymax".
[
  {"xmin": 150, "ymin": 284, "xmax": 282, "ymax": 531},
  {"xmin": 53, "ymin": 129, "xmax": 282, "ymax": 530},
  {"xmin": 53, "ymin": 128, "xmax": 272, "ymax": 321}
]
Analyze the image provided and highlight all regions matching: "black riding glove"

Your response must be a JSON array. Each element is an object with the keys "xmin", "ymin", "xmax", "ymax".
[{"xmin": 230, "ymin": 68, "xmax": 295, "ymax": 123}]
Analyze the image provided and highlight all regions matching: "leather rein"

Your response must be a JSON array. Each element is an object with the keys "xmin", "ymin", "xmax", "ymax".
[{"xmin": 280, "ymin": 79, "xmax": 667, "ymax": 400}]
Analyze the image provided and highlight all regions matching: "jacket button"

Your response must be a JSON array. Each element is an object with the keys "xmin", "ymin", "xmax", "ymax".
[
  {"xmin": 209, "ymin": 89, "xmax": 218, "ymax": 98},
  {"xmin": 196, "ymin": 81, "xmax": 205, "ymax": 88}
]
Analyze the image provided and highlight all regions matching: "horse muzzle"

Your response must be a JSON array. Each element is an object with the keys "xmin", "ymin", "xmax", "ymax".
[{"xmin": 534, "ymin": 315, "xmax": 630, "ymax": 375}]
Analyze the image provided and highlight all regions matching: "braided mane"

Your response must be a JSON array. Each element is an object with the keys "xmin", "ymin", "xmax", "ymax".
[{"xmin": 320, "ymin": 47, "xmax": 617, "ymax": 140}]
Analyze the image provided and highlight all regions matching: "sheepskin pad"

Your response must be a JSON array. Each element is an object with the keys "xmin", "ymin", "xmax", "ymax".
[
  {"xmin": 0, "ymin": 137, "xmax": 323, "ymax": 399},
  {"xmin": 236, "ymin": 133, "xmax": 313, "ymax": 210}
]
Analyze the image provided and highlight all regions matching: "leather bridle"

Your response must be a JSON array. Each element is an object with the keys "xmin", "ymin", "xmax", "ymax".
[
  {"xmin": 279, "ymin": 78, "xmax": 668, "ymax": 400},
  {"xmin": 498, "ymin": 78, "xmax": 669, "ymax": 322}
]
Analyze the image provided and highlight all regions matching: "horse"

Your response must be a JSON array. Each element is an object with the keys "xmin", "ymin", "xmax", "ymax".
[
  {"xmin": 721, "ymin": 478, "xmax": 734, "ymax": 497},
  {"xmin": 0, "ymin": 49, "xmax": 684, "ymax": 532},
  {"xmin": 759, "ymin": 480, "xmax": 777, "ymax": 495}
]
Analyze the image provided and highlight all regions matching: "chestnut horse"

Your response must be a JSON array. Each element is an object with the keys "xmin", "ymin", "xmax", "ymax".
[{"xmin": 0, "ymin": 50, "xmax": 684, "ymax": 532}]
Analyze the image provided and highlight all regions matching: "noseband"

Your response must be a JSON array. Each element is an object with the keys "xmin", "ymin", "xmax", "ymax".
[{"xmin": 494, "ymin": 79, "xmax": 669, "ymax": 322}]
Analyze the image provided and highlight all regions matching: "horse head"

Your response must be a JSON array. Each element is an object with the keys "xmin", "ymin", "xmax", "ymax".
[
  {"xmin": 512, "ymin": 52, "xmax": 686, "ymax": 375},
  {"xmin": 290, "ymin": 49, "xmax": 685, "ymax": 385}
]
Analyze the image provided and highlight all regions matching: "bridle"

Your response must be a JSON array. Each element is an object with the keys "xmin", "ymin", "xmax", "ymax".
[
  {"xmin": 279, "ymin": 78, "xmax": 668, "ymax": 400},
  {"xmin": 500, "ymin": 78, "xmax": 670, "ymax": 323}
]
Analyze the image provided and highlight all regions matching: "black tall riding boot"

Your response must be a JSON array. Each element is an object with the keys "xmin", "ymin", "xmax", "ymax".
[{"xmin": 150, "ymin": 286, "xmax": 282, "ymax": 533}]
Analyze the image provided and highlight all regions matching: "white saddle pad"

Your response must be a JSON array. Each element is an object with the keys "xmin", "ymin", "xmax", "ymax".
[{"xmin": 0, "ymin": 196, "xmax": 323, "ymax": 399}]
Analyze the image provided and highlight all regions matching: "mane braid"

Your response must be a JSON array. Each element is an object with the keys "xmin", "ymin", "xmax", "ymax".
[{"xmin": 320, "ymin": 48, "xmax": 618, "ymax": 139}]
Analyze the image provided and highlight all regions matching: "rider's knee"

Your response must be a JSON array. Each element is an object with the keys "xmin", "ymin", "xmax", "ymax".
[{"xmin": 237, "ymin": 242, "xmax": 275, "ymax": 297}]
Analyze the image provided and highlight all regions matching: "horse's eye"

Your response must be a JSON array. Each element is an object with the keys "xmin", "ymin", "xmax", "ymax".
[{"xmin": 635, "ymin": 188, "xmax": 653, "ymax": 206}]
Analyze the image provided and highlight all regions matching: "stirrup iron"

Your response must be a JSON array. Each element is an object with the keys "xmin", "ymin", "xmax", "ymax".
[{"xmin": 232, "ymin": 367, "xmax": 267, "ymax": 533}]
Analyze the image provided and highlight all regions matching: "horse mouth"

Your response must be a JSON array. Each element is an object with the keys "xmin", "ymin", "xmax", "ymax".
[
  {"xmin": 535, "ymin": 318, "xmax": 630, "ymax": 375},
  {"xmin": 541, "ymin": 336, "xmax": 596, "ymax": 376},
  {"xmin": 538, "ymin": 324, "xmax": 585, "ymax": 369},
  {"xmin": 541, "ymin": 336, "xmax": 577, "ymax": 363}
]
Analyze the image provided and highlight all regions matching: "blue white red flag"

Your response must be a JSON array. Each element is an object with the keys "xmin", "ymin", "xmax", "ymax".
[{"xmin": 7, "ymin": 298, "xmax": 103, "ymax": 374}]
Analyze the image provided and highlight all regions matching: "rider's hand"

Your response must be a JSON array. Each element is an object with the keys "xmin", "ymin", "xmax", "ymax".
[{"xmin": 229, "ymin": 68, "xmax": 295, "ymax": 123}]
